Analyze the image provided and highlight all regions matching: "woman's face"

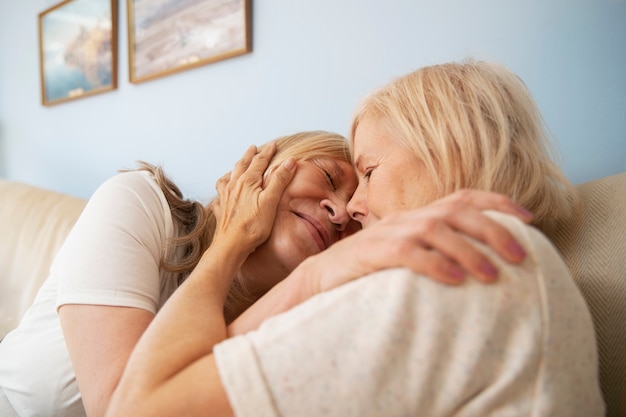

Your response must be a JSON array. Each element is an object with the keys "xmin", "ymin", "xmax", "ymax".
[
  {"xmin": 240, "ymin": 156, "xmax": 359, "ymax": 294},
  {"xmin": 348, "ymin": 116, "xmax": 438, "ymax": 229}
]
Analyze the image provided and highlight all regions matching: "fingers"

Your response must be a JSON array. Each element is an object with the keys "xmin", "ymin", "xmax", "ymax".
[
  {"xmin": 261, "ymin": 157, "xmax": 297, "ymax": 207},
  {"xmin": 367, "ymin": 212, "xmax": 492, "ymax": 284},
  {"xmin": 393, "ymin": 247, "xmax": 467, "ymax": 286},
  {"xmin": 244, "ymin": 143, "xmax": 278, "ymax": 186},
  {"xmin": 210, "ymin": 142, "xmax": 292, "ymax": 251},
  {"xmin": 215, "ymin": 172, "xmax": 230, "ymax": 198},
  {"xmin": 229, "ymin": 145, "xmax": 259, "ymax": 183},
  {"xmin": 250, "ymin": 157, "xmax": 297, "ymax": 241},
  {"xmin": 425, "ymin": 190, "xmax": 531, "ymax": 275},
  {"xmin": 406, "ymin": 217, "xmax": 500, "ymax": 283},
  {"xmin": 216, "ymin": 143, "xmax": 278, "ymax": 197},
  {"xmin": 436, "ymin": 189, "xmax": 533, "ymax": 224},
  {"xmin": 428, "ymin": 202, "xmax": 528, "ymax": 266},
  {"xmin": 369, "ymin": 203, "xmax": 528, "ymax": 285}
]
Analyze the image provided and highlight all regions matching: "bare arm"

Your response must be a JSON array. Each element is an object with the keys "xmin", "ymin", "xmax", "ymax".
[
  {"xmin": 59, "ymin": 306, "xmax": 153, "ymax": 417},
  {"xmin": 105, "ymin": 246, "xmax": 240, "ymax": 417}
]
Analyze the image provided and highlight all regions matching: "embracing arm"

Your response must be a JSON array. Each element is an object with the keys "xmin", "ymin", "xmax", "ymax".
[
  {"xmin": 219, "ymin": 212, "xmax": 603, "ymax": 417},
  {"xmin": 229, "ymin": 190, "xmax": 533, "ymax": 336},
  {"xmin": 59, "ymin": 306, "xmax": 154, "ymax": 417}
]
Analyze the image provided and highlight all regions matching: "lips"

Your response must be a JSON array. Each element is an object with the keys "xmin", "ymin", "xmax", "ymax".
[{"xmin": 296, "ymin": 213, "xmax": 330, "ymax": 251}]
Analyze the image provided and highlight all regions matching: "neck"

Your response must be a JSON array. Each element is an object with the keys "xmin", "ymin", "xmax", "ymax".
[{"xmin": 223, "ymin": 272, "xmax": 262, "ymax": 325}]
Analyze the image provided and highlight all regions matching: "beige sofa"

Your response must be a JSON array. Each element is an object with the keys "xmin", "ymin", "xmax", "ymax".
[{"xmin": 1, "ymin": 172, "xmax": 625, "ymax": 416}]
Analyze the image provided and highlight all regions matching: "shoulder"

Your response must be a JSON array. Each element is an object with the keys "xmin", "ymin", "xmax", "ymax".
[
  {"xmin": 87, "ymin": 171, "xmax": 171, "ymax": 224},
  {"xmin": 91, "ymin": 171, "xmax": 165, "ymax": 206},
  {"xmin": 66, "ymin": 170, "xmax": 175, "ymax": 248}
]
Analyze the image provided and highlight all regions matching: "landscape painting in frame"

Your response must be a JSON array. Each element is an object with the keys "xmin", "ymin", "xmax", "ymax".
[
  {"xmin": 127, "ymin": 0, "xmax": 252, "ymax": 83},
  {"xmin": 38, "ymin": 0, "xmax": 117, "ymax": 106}
]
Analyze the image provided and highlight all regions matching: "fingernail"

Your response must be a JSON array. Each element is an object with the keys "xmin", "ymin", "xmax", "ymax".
[
  {"xmin": 508, "ymin": 240, "xmax": 527, "ymax": 259},
  {"xmin": 282, "ymin": 157, "xmax": 296, "ymax": 170},
  {"xmin": 480, "ymin": 261, "xmax": 498, "ymax": 279},
  {"xmin": 448, "ymin": 265, "xmax": 465, "ymax": 280}
]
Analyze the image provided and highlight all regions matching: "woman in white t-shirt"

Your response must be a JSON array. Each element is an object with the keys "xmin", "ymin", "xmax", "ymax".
[
  {"xmin": 0, "ymin": 130, "xmax": 526, "ymax": 417},
  {"xmin": 105, "ymin": 61, "xmax": 604, "ymax": 417}
]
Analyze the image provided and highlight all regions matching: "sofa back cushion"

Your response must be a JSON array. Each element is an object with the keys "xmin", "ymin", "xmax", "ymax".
[
  {"xmin": 546, "ymin": 171, "xmax": 626, "ymax": 417},
  {"xmin": 0, "ymin": 180, "xmax": 86, "ymax": 340}
]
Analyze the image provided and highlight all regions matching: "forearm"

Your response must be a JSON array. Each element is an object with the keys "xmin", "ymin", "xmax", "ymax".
[{"xmin": 107, "ymin": 245, "xmax": 246, "ymax": 417}]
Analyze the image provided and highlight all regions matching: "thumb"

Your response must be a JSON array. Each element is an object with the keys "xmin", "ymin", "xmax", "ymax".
[{"xmin": 262, "ymin": 157, "xmax": 297, "ymax": 205}]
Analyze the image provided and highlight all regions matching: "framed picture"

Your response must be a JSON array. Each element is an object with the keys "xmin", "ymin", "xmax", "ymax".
[
  {"xmin": 127, "ymin": 0, "xmax": 252, "ymax": 84},
  {"xmin": 38, "ymin": 0, "xmax": 118, "ymax": 106}
]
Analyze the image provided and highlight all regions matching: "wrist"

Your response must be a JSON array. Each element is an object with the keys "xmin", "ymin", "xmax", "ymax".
[
  {"xmin": 204, "ymin": 235, "xmax": 251, "ymax": 266},
  {"xmin": 193, "ymin": 243, "xmax": 249, "ymax": 298},
  {"xmin": 294, "ymin": 254, "xmax": 324, "ymax": 299}
]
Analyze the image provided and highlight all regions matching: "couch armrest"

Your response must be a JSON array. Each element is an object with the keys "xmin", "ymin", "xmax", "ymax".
[{"xmin": 0, "ymin": 180, "xmax": 86, "ymax": 339}]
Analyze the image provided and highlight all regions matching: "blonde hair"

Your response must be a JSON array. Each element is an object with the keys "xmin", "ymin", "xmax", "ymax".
[
  {"xmin": 131, "ymin": 131, "xmax": 351, "ymax": 319},
  {"xmin": 350, "ymin": 60, "xmax": 575, "ymax": 231}
]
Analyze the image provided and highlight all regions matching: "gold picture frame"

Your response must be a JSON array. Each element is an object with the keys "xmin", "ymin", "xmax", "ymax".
[
  {"xmin": 127, "ymin": 0, "xmax": 252, "ymax": 84},
  {"xmin": 38, "ymin": 0, "xmax": 118, "ymax": 106}
]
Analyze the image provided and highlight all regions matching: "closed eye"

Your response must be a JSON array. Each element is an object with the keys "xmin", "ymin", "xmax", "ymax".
[{"xmin": 325, "ymin": 170, "xmax": 337, "ymax": 190}]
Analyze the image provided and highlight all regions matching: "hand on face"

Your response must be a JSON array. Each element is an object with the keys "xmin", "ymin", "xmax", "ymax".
[
  {"xmin": 238, "ymin": 156, "xmax": 359, "ymax": 295},
  {"xmin": 211, "ymin": 143, "xmax": 297, "ymax": 256}
]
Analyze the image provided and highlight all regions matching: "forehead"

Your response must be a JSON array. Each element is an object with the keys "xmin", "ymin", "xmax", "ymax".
[{"xmin": 352, "ymin": 117, "xmax": 393, "ymax": 164}]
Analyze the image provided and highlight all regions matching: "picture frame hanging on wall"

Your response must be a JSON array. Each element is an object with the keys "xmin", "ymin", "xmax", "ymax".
[
  {"xmin": 127, "ymin": 0, "xmax": 252, "ymax": 84},
  {"xmin": 38, "ymin": 0, "xmax": 118, "ymax": 106}
]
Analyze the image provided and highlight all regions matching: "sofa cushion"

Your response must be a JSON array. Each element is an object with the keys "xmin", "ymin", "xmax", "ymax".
[
  {"xmin": 546, "ymin": 171, "xmax": 626, "ymax": 417},
  {"xmin": 0, "ymin": 180, "xmax": 86, "ymax": 340}
]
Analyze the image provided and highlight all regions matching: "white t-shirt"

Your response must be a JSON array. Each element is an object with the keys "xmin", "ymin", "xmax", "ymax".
[
  {"xmin": 0, "ymin": 171, "xmax": 179, "ymax": 417},
  {"xmin": 215, "ymin": 212, "xmax": 605, "ymax": 417}
]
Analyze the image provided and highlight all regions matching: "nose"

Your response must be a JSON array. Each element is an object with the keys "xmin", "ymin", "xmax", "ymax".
[
  {"xmin": 321, "ymin": 197, "xmax": 351, "ymax": 232},
  {"xmin": 346, "ymin": 185, "xmax": 366, "ymax": 224}
]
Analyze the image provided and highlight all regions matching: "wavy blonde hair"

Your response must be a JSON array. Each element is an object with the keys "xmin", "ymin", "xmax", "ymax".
[
  {"xmin": 132, "ymin": 131, "xmax": 351, "ymax": 319},
  {"xmin": 350, "ymin": 60, "xmax": 576, "ymax": 231}
]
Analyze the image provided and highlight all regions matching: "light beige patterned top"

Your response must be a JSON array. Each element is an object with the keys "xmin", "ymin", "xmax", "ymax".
[{"xmin": 215, "ymin": 211, "xmax": 605, "ymax": 417}]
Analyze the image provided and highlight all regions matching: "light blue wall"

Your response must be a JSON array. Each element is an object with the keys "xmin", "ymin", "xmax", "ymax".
[{"xmin": 1, "ymin": 0, "xmax": 625, "ymax": 200}]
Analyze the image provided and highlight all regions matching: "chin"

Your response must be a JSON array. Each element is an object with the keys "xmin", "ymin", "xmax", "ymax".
[
  {"xmin": 251, "ymin": 218, "xmax": 321, "ymax": 283},
  {"xmin": 241, "ymin": 240, "xmax": 311, "ymax": 294},
  {"xmin": 270, "ymin": 242, "xmax": 317, "ymax": 277}
]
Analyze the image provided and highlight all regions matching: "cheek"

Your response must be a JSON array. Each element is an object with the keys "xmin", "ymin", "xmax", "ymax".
[
  {"xmin": 394, "ymin": 177, "xmax": 438, "ymax": 210},
  {"xmin": 258, "ymin": 213, "xmax": 321, "ymax": 271},
  {"xmin": 365, "ymin": 176, "xmax": 404, "ymax": 217}
]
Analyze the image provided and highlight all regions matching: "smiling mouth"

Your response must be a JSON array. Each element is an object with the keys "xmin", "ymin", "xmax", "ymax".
[{"xmin": 295, "ymin": 213, "xmax": 330, "ymax": 251}]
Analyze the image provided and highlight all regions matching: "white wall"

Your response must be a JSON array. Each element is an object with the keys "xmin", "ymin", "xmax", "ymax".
[{"xmin": 1, "ymin": 0, "xmax": 625, "ymax": 201}]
